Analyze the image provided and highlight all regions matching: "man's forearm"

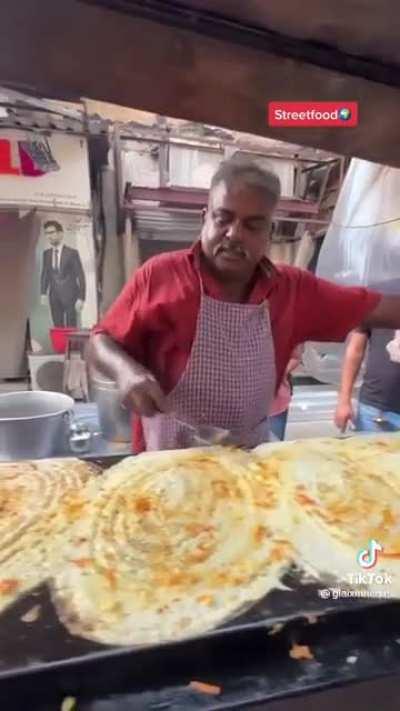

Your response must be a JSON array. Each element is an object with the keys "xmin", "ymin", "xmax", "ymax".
[
  {"xmin": 88, "ymin": 333, "xmax": 146, "ymax": 386},
  {"xmin": 88, "ymin": 333, "xmax": 167, "ymax": 415}
]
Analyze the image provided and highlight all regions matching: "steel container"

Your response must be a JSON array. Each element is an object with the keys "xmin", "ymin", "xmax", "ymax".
[
  {"xmin": 0, "ymin": 390, "xmax": 74, "ymax": 461},
  {"xmin": 89, "ymin": 373, "xmax": 131, "ymax": 443}
]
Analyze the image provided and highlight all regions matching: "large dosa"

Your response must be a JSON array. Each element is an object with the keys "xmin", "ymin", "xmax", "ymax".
[
  {"xmin": 0, "ymin": 458, "xmax": 98, "ymax": 612},
  {"xmin": 52, "ymin": 447, "xmax": 294, "ymax": 646},
  {"xmin": 273, "ymin": 435, "xmax": 400, "ymax": 595}
]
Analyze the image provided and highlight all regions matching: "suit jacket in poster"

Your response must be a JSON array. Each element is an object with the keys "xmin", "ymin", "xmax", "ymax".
[{"xmin": 40, "ymin": 245, "xmax": 86, "ymax": 307}]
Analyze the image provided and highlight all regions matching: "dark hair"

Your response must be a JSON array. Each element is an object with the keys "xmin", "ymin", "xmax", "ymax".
[
  {"xmin": 210, "ymin": 157, "xmax": 281, "ymax": 206},
  {"xmin": 44, "ymin": 220, "xmax": 63, "ymax": 232}
]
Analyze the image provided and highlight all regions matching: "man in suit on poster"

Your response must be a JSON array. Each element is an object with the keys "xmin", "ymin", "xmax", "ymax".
[{"xmin": 40, "ymin": 220, "xmax": 86, "ymax": 327}]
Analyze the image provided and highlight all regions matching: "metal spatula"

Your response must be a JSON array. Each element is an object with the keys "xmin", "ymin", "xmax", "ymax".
[{"xmin": 172, "ymin": 415, "xmax": 230, "ymax": 446}]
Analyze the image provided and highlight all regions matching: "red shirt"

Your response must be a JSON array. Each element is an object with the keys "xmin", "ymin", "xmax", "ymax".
[{"xmin": 95, "ymin": 243, "xmax": 380, "ymax": 451}]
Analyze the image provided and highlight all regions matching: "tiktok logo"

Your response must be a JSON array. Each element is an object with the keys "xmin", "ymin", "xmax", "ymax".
[{"xmin": 357, "ymin": 539, "xmax": 383, "ymax": 569}]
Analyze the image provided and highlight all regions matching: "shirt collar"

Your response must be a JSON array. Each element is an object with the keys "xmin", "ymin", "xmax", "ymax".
[{"xmin": 190, "ymin": 240, "xmax": 278, "ymax": 302}]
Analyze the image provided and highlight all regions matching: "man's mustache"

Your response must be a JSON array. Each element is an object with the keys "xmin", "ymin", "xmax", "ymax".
[{"xmin": 216, "ymin": 243, "xmax": 248, "ymax": 258}]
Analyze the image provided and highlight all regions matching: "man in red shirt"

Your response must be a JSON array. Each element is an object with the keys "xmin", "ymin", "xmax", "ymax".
[{"xmin": 90, "ymin": 159, "xmax": 400, "ymax": 452}]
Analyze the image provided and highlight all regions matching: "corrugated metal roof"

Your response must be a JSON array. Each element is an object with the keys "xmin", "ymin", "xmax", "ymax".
[
  {"xmin": 0, "ymin": 108, "xmax": 84, "ymax": 134},
  {"xmin": 0, "ymin": 89, "xmax": 109, "ymax": 135},
  {"xmin": 0, "ymin": 87, "xmax": 334, "ymax": 160}
]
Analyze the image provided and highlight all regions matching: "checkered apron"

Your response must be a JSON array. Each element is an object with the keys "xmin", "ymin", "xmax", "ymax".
[{"xmin": 142, "ymin": 285, "xmax": 276, "ymax": 451}]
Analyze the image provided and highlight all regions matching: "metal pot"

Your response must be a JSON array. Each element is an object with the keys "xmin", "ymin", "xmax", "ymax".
[
  {"xmin": 0, "ymin": 391, "xmax": 74, "ymax": 461},
  {"xmin": 89, "ymin": 372, "xmax": 131, "ymax": 444}
]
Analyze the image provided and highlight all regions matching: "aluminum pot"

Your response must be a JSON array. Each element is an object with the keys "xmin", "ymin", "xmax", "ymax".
[
  {"xmin": 89, "ymin": 372, "xmax": 131, "ymax": 444},
  {"xmin": 0, "ymin": 391, "xmax": 74, "ymax": 461}
]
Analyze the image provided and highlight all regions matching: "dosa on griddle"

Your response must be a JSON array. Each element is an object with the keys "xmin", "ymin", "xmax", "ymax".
[
  {"xmin": 270, "ymin": 435, "xmax": 400, "ymax": 595},
  {"xmin": 52, "ymin": 447, "xmax": 294, "ymax": 646},
  {"xmin": 0, "ymin": 458, "xmax": 98, "ymax": 611}
]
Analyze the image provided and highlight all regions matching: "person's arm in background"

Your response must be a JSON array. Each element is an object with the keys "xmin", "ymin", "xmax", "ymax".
[
  {"xmin": 334, "ymin": 330, "xmax": 368, "ymax": 432},
  {"xmin": 271, "ymin": 345, "xmax": 304, "ymax": 421},
  {"xmin": 286, "ymin": 345, "xmax": 304, "ymax": 377},
  {"xmin": 284, "ymin": 344, "xmax": 304, "ymax": 396}
]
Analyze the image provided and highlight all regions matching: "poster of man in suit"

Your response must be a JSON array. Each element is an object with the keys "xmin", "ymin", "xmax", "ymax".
[
  {"xmin": 30, "ymin": 213, "xmax": 97, "ymax": 353},
  {"xmin": 40, "ymin": 220, "xmax": 86, "ymax": 327}
]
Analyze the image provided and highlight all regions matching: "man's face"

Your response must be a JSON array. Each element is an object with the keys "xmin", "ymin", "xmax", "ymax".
[
  {"xmin": 200, "ymin": 179, "xmax": 274, "ymax": 281},
  {"xmin": 45, "ymin": 226, "xmax": 63, "ymax": 247}
]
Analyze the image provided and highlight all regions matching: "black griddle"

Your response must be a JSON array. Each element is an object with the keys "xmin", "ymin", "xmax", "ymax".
[{"xmin": 1, "ymin": 454, "xmax": 399, "ymax": 710}]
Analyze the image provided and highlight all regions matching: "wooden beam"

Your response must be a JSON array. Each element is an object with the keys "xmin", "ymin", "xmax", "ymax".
[{"xmin": 1, "ymin": 0, "xmax": 400, "ymax": 167}]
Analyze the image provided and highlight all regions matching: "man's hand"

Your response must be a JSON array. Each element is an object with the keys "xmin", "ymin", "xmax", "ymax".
[
  {"xmin": 386, "ymin": 330, "xmax": 400, "ymax": 363},
  {"xmin": 118, "ymin": 366, "xmax": 168, "ymax": 417},
  {"xmin": 41, "ymin": 294, "xmax": 48, "ymax": 307},
  {"xmin": 334, "ymin": 401, "xmax": 354, "ymax": 432},
  {"xmin": 88, "ymin": 333, "xmax": 168, "ymax": 418},
  {"xmin": 75, "ymin": 299, "xmax": 84, "ymax": 312}
]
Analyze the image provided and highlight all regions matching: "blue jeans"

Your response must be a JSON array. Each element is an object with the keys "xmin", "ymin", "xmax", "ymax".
[
  {"xmin": 355, "ymin": 402, "xmax": 400, "ymax": 432},
  {"xmin": 270, "ymin": 410, "xmax": 288, "ymax": 441}
]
